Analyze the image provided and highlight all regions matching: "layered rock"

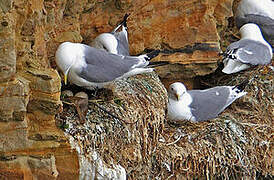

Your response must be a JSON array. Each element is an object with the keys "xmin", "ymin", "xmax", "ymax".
[
  {"xmin": 2, "ymin": 0, "xmax": 272, "ymax": 179},
  {"xmin": 80, "ymin": 0, "xmax": 233, "ymax": 87},
  {"xmin": 0, "ymin": 0, "xmax": 233, "ymax": 178},
  {"xmin": 0, "ymin": 0, "xmax": 79, "ymax": 179}
]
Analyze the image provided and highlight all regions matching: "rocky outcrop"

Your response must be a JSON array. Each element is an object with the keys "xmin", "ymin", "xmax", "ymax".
[
  {"xmin": 80, "ymin": 0, "xmax": 233, "ymax": 86},
  {"xmin": 0, "ymin": 0, "xmax": 79, "ymax": 178},
  {"xmin": 2, "ymin": 0, "xmax": 272, "ymax": 179},
  {"xmin": 0, "ymin": 0, "xmax": 234, "ymax": 119}
]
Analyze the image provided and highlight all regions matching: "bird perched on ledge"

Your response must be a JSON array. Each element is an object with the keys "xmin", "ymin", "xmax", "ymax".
[
  {"xmin": 91, "ymin": 14, "xmax": 130, "ymax": 56},
  {"xmin": 221, "ymin": 23, "xmax": 273, "ymax": 74},
  {"xmin": 55, "ymin": 42, "xmax": 160, "ymax": 90},
  {"xmin": 167, "ymin": 81, "xmax": 248, "ymax": 123}
]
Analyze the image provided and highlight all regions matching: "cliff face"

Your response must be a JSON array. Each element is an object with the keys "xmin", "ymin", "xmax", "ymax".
[
  {"xmin": 0, "ymin": 0, "xmax": 236, "ymax": 179},
  {"xmin": 0, "ymin": 0, "xmax": 79, "ymax": 178},
  {"xmin": 80, "ymin": 0, "xmax": 233, "ymax": 87}
]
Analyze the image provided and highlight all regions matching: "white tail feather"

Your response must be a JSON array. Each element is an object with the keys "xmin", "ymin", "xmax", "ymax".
[{"xmin": 222, "ymin": 60, "xmax": 250, "ymax": 74}]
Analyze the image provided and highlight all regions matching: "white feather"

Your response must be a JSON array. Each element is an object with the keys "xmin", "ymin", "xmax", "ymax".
[
  {"xmin": 222, "ymin": 59, "xmax": 250, "ymax": 74},
  {"xmin": 168, "ymin": 94, "xmax": 196, "ymax": 122},
  {"xmin": 240, "ymin": 24, "xmax": 273, "ymax": 55},
  {"xmin": 91, "ymin": 33, "xmax": 118, "ymax": 54},
  {"xmin": 236, "ymin": 0, "xmax": 274, "ymax": 19},
  {"xmin": 167, "ymin": 83, "xmax": 196, "ymax": 122}
]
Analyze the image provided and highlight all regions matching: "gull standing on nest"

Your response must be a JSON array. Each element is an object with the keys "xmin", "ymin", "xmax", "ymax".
[{"xmin": 55, "ymin": 42, "xmax": 160, "ymax": 90}]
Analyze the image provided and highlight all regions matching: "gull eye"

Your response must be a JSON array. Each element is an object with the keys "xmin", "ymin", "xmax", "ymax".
[{"xmin": 102, "ymin": 45, "xmax": 107, "ymax": 50}]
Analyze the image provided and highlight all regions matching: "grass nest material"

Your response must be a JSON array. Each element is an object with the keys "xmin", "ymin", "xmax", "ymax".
[
  {"xmin": 155, "ymin": 65, "xmax": 273, "ymax": 179},
  {"xmin": 56, "ymin": 65, "xmax": 273, "ymax": 179},
  {"xmin": 56, "ymin": 73, "xmax": 167, "ymax": 179}
]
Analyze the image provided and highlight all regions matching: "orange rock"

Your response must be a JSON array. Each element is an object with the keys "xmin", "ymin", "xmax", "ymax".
[
  {"xmin": 0, "ymin": 0, "xmax": 234, "ymax": 179},
  {"xmin": 81, "ymin": 0, "xmax": 232, "ymax": 84}
]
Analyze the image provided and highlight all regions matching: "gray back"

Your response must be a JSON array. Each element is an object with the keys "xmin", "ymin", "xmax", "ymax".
[
  {"xmin": 188, "ymin": 87, "xmax": 231, "ymax": 122},
  {"xmin": 79, "ymin": 45, "xmax": 144, "ymax": 83},
  {"xmin": 227, "ymin": 39, "xmax": 272, "ymax": 65}
]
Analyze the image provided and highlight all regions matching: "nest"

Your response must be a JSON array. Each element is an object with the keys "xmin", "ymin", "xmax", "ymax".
[
  {"xmin": 56, "ymin": 12, "xmax": 273, "ymax": 177},
  {"xmin": 156, "ymin": 65, "xmax": 273, "ymax": 179},
  {"xmin": 56, "ymin": 72, "xmax": 167, "ymax": 179},
  {"xmin": 56, "ymin": 65, "xmax": 273, "ymax": 179}
]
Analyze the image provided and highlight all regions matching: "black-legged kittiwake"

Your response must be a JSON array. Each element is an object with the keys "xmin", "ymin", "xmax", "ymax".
[
  {"xmin": 91, "ymin": 14, "xmax": 130, "ymax": 55},
  {"xmin": 167, "ymin": 81, "xmax": 248, "ymax": 122},
  {"xmin": 221, "ymin": 23, "xmax": 273, "ymax": 74},
  {"xmin": 235, "ymin": 0, "xmax": 274, "ymax": 47},
  {"xmin": 55, "ymin": 42, "xmax": 160, "ymax": 89}
]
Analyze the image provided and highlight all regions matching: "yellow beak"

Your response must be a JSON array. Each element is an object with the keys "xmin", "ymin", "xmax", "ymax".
[
  {"xmin": 175, "ymin": 93, "xmax": 180, "ymax": 101},
  {"xmin": 64, "ymin": 74, "xmax": 68, "ymax": 85}
]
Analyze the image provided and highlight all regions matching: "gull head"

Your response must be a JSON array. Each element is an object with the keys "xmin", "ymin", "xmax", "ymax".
[
  {"xmin": 168, "ymin": 82, "xmax": 187, "ymax": 101},
  {"xmin": 55, "ymin": 42, "xmax": 77, "ymax": 85},
  {"xmin": 91, "ymin": 33, "xmax": 118, "ymax": 54},
  {"xmin": 240, "ymin": 23, "xmax": 264, "ymax": 41},
  {"xmin": 239, "ymin": 23, "xmax": 272, "ymax": 58}
]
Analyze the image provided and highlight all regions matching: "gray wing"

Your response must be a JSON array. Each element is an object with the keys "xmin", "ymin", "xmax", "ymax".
[
  {"xmin": 79, "ymin": 45, "xmax": 145, "ymax": 83},
  {"xmin": 113, "ymin": 31, "xmax": 130, "ymax": 56},
  {"xmin": 235, "ymin": 14, "xmax": 274, "ymax": 48},
  {"xmin": 235, "ymin": 14, "xmax": 274, "ymax": 29},
  {"xmin": 188, "ymin": 87, "xmax": 231, "ymax": 122},
  {"xmin": 226, "ymin": 39, "xmax": 272, "ymax": 65}
]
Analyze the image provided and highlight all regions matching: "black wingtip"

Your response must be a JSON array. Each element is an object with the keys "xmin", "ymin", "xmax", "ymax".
[
  {"xmin": 145, "ymin": 50, "xmax": 160, "ymax": 61},
  {"xmin": 121, "ymin": 13, "xmax": 130, "ymax": 27},
  {"xmin": 233, "ymin": 79, "xmax": 249, "ymax": 91},
  {"xmin": 148, "ymin": 61, "xmax": 169, "ymax": 68},
  {"xmin": 124, "ymin": 13, "xmax": 130, "ymax": 20}
]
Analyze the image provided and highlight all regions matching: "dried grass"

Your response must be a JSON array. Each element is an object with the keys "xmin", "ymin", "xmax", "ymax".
[
  {"xmin": 156, "ymin": 67, "xmax": 273, "ymax": 179},
  {"xmin": 57, "ymin": 65, "xmax": 273, "ymax": 179}
]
